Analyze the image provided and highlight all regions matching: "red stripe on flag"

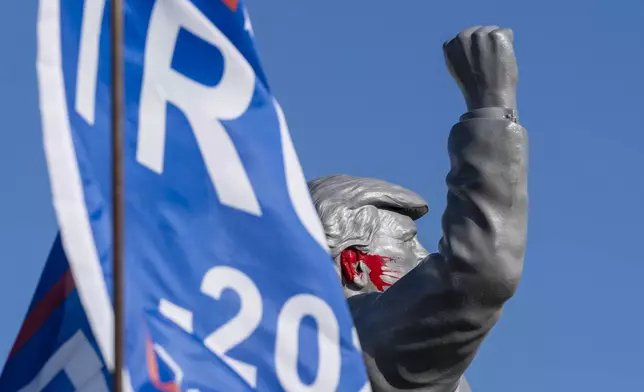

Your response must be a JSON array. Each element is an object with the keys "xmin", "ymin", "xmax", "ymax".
[
  {"xmin": 9, "ymin": 270, "xmax": 75, "ymax": 358},
  {"xmin": 221, "ymin": 0, "xmax": 238, "ymax": 11},
  {"xmin": 146, "ymin": 338, "xmax": 180, "ymax": 392}
]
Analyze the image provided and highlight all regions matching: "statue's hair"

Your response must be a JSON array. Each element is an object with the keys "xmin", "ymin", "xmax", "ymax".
[{"xmin": 308, "ymin": 175, "xmax": 429, "ymax": 258}]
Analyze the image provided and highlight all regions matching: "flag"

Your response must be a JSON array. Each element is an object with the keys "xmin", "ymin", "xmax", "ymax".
[
  {"xmin": 31, "ymin": 0, "xmax": 370, "ymax": 390},
  {"xmin": 0, "ymin": 237, "xmax": 204, "ymax": 392},
  {"xmin": 0, "ymin": 236, "xmax": 112, "ymax": 391}
]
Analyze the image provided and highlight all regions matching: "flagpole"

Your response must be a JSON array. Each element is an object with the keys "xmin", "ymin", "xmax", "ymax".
[{"xmin": 110, "ymin": 0, "xmax": 125, "ymax": 390}]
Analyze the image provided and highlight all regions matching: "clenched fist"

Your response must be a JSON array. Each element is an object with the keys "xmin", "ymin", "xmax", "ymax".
[{"xmin": 443, "ymin": 26, "xmax": 518, "ymax": 111}]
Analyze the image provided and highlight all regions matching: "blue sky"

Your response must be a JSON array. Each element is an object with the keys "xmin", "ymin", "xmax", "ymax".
[{"xmin": 0, "ymin": 0, "xmax": 643, "ymax": 391}]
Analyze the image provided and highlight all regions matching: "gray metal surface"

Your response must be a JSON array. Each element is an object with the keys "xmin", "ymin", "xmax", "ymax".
[{"xmin": 309, "ymin": 26, "xmax": 527, "ymax": 392}]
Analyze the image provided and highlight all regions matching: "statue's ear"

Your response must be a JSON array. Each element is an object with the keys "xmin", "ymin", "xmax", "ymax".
[{"xmin": 340, "ymin": 248, "xmax": 367, "ymax": 289}]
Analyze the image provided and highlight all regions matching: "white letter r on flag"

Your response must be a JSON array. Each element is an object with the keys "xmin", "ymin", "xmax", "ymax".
[{"xmin": 137, "ymin": 0, "xmax": 261, "ymax": 216}]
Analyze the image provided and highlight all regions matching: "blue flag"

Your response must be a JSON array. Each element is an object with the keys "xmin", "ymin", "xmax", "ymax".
[
  {"xmin": 0, "ymin": 237, "xmax": 215, "ymax": 392},
  {"xmin": 0, "ymin": 236, "xmax": 112, "ymax": 391},
  {"xmin": 29, "ymin": 0, "xmax": 370, "ymax": 390}
]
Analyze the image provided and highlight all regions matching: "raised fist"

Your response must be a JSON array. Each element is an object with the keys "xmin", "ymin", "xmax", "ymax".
[{"xmin": 443, "ymin": 26, "xmax": 518, "ymax": 111}]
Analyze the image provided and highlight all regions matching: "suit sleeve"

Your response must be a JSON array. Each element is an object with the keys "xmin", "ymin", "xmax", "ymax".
[{"xmin": 349, "ymin": 108, "xmax": 528, "ymax": 392}]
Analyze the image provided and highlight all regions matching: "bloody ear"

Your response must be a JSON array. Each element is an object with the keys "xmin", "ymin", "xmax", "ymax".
[{"xmin": 340, "ymin": 248, "xmax": 359, "ymax": 283}]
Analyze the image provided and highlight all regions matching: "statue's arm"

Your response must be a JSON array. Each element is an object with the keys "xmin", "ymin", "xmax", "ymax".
[
  {"xmin": 351, "ymin": 110, "xmax": 527, "ymax": 392},
  {"xmin": 350, "ymin": 27, "xmax": 527, "ymax": 392},
  {"xmin": 433, "ymin": 108, "xmax": 528, "ymax": 381}
]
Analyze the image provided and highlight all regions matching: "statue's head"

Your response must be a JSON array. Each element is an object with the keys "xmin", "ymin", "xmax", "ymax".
[{"xmin": 309, "ymin": 175, "xmax": 430, "ymax": 297}]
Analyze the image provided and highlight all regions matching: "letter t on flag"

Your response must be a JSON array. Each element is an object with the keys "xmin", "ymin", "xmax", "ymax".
[{"xmin": 6, "ymin": 0, "xmax": 371, "ymax": 391}]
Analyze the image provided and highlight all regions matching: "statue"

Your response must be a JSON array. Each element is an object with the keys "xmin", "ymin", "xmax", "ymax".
[{"xmin": 308, "ymin": 26, "xmax": 527, "ymax": 392}]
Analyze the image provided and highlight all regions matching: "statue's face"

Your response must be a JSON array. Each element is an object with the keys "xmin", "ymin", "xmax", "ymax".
[{"xmin": 341, "ymin": 209, "xmax": 429, "ymax": 297}]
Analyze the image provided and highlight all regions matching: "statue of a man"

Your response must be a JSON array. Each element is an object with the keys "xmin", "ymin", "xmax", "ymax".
[{"xmin": 308, "ymin": 26, "xmax": 527, "ymax": 392}]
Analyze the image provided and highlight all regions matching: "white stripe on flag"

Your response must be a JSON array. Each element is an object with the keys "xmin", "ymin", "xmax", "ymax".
[{"xmin": 37, "ymin": 0, "xmax": 115, "ymax": 370}]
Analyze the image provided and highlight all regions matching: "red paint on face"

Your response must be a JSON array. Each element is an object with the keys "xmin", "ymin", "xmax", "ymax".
[
  {"xmin": 340, "ymin": 249, "xmax": 359, "ymax": 284},
  {"xmin": 357, "ymin": 251, "xmax": 393, "ymax": 292},
  {"xmin": 340, "ymin": 249, "xmax": 395, "ymax": 292}
]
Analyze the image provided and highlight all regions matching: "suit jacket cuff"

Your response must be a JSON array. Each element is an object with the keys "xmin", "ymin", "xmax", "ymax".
[{"xmin": 460, "ymin": 107, "xmax": 519, "ymax": 123}]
